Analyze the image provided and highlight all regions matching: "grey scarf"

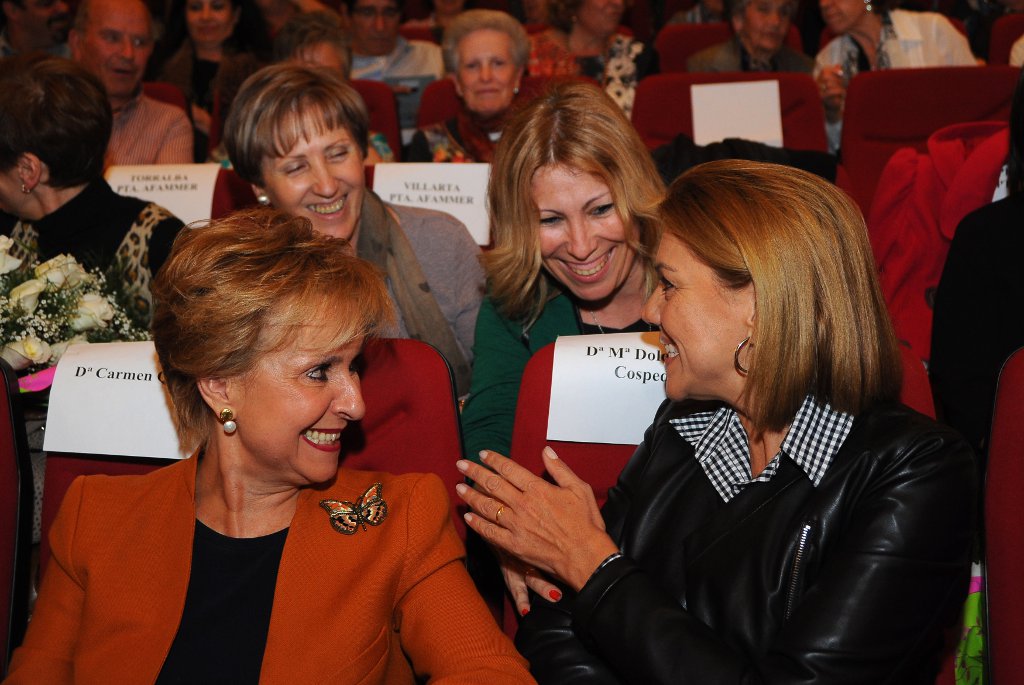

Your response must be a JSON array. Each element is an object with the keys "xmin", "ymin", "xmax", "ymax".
[{"xmin": 356, "ymin": 191, "xmax": 472, "ymax": 395}]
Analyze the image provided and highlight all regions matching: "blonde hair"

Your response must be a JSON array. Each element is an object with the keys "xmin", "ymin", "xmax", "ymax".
[
  {"xmin": 485, "ymin": 81, "xmax": 664, "ymax": 324},
  {"xmin": 151, "ymin": 208, "xmax": 393, "ymax": 448},
  {"xmin": 661, "ymin": 160, "xmax": 901, "ymax": 430}
]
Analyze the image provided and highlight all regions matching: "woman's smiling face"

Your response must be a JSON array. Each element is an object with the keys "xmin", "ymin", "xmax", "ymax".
[
  {"xmin": 642, "ymin": 233, "xmax": 754, "ymax": 404},
  {"xmin": 533, "ymin": 164, "xmax": 640, "ymax": 306},
  {"xmin": 222, "ymin": 332, "xmax": 366, "ymax": 489},
  {"xmin": 256, "ymin": 122, "xmax": 366, "ymax": 242}
]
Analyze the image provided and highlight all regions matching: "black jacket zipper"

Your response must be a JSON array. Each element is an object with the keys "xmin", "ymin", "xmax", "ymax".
[{"xmin": 785, "ymin": 524, "xmax": 812, "ymax": 620}]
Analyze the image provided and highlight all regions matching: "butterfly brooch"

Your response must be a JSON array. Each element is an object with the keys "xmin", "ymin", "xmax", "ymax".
[{"xmin": 320, "ymin": 482, "xmax": 388, "ymax": 535}]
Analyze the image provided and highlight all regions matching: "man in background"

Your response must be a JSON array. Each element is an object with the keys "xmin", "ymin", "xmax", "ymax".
[
  {"xmin": 0, "ymin": 0, "xmax": 71, "ymax": 57},
  {"xmin": 70, "ymin": 0, "xmax": 193, "ymax": 165}
]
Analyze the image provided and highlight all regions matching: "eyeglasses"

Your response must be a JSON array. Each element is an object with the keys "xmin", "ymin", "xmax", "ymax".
[{"xmin": 351, "ymin": 5, "xmax": 401, "ymax": 19}]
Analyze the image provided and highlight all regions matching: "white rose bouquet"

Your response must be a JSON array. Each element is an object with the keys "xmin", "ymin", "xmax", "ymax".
[{"xmin": 0, "ymin": 245, "xmax": 148, "ymax": 376}]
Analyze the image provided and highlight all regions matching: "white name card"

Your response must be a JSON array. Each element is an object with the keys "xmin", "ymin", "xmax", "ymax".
[
  {"xmin": 372, "ymin": 163, "xmax": 490, "ymax": 245},
  {"xmin": 547, "ymin": 332, "xmax": 668, "ymax": 445},
  {"xmin": 691, "ymin": 80, "xmax": 784, "ymax": 148},
  {"xmin": 44, "ymin": 341, "xmax": 192, "ymax": 460},
  {"xmin": 106, "ymin": 163, "xmax": 221, "ymax": 226}
]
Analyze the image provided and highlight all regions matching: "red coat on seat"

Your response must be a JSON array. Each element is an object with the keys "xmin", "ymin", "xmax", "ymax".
[{"xmin": 867, "ymin": 121, "xmax": 1009, "ymax": 362}]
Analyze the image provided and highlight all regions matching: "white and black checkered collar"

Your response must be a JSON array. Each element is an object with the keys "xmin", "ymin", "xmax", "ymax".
[{"xmin": 669, "ymin": 395, "xmax": 854, "ymax": 503}]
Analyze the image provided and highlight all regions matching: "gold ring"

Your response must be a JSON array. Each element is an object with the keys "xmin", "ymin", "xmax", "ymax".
[{"xmin": 495, "ymin": 505, "xmax": 505, "ymax": 524}]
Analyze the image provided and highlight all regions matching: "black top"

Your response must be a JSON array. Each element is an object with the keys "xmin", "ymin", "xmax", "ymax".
[
  {"xmin": 651, "ymin": 134, "xmax": 837, "ymax": 187},
  {"xmin": 931, "ymin": 192, "xmax": 1024, "ymax": 461},
  {"xmin": 155, "ymin": 521, "xmax": 289, "ymax": 685},
  {"xmin": 516, "ymin": 403, "xmax": 975, "ymax": 684},
  {"xmin": 1, "ymin": 179, "xmax": 182, "ymax": 276}
]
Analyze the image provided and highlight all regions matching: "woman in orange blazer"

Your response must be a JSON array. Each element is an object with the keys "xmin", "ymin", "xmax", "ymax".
[{"xmin": 6, "ymin": 209, "xmax": 533, "ymax": 684}]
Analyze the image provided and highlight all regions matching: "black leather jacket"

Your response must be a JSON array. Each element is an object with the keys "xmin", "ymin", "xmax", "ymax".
[{"xmin": 515, "ymin": 402, "xmax": 976, "ymax": 684}]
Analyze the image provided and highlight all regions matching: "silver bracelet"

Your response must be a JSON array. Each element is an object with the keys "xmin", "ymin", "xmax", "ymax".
[{"xmin": 594, "ymin": 551, "xmax": 623, "ymax": 574}]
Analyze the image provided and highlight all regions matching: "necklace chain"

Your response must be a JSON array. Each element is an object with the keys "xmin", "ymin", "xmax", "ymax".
[{"xmin": 589, "ymin": 309, "xmax": 605, "ymax": 334}]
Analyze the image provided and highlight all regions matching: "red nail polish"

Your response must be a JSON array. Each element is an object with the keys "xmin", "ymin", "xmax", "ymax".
[
  {"xmin": 549, "ymin": 589, "xmax": 562, "ymax": 601},
  {"xmin": 520, "ymin": 607, "xmax": 529, "ymax": 616}
]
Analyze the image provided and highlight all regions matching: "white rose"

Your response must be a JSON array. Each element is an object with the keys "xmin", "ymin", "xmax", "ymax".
[
  {"xmin": 9, "ymin": 278, "xmax": 46, "ymax": 314},
  {"xmin": 0, "ymin": 250, "xmax": 22, "ymax": 275},
  {"xmin": 0, "ymin": 236, "xmax": 14, "ymax": 253},
  {"xmin": 35, "ymin": 254, "xmax": 88, "ymax": 287},
  {"xmin": 49, "ymin": 334, "xmax": 88, "ymax": 363},
  {"xmin": 70, "ymin": 293, "xmax": 115, "ymax": 332},
  {"xmin": 1, "ymin": 336, "xmax": 52, "ymax": 370}
]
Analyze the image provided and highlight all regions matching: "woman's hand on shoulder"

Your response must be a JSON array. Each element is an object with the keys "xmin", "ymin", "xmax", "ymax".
[{"xmin": 456, "ymin": 449, "xmax": 619, "ymax": 593}]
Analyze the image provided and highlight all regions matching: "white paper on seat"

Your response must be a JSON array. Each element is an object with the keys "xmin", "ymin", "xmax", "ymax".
[
  {"xmin": 372, "ymin": 162, "xmax": 490, "ymax": 245},
  {"xmin": 105, "ymin": 163, "xmax": 221, "ymax": 226},
  {"xmin": 547, "ymin": 332, "xmax": 668, "ymax": 445},
  {"xmin": 44, "ymin": 341, "xmax": 192, "ymax": 460},
  {"xmin": 691, "ymin": 80, "xmax": 784, "ymax": 148}
]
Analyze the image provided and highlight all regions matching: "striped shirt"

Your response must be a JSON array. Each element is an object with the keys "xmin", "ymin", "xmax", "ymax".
[
  {"xmin": 107, "ymin": 93, "xmax": 193, "ymax": 167},
  {"xmin": 670, "ymin": 395, "xmax": 854, "ymax": 502}
]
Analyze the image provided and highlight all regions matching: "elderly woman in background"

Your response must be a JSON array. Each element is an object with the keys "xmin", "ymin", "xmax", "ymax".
[
  {"xmin": 460, "ymin": 81, "xmax": 662, "ymax": 520},
  {"xmin": 407, "ymin": 10, "xmax": 529, "ymax": 163},
  {"xmin": 7, "ymin": 209, "xmax": 534, "ymax": 683},
  {"xmin": 0, "ymin": 54, "xmax": 182, "ymax": 325},
  {"xmin": 688, "ymin": 0, "xmax": 812, "ymax": 72},
  {"xmin": 527, "ymin": 0, "xmax": 656, "ymax": 114},
  {"xmin": 154, "ymin": 0, "xmax": 271, "ymax": 160},
  {"xmin": 273, "ymin": 11, "xmax": 395, "ymax": 162},
  {"xmin": 225, "ymin": 64, "xmax": 482, "ymax": 394},
  {"xmin": 457, "ymin": 160, "xmax": 975, "ymax": 683},
  {"xmin": 815, "ymin": 0, "xmax": 976, "ymax": 151}
]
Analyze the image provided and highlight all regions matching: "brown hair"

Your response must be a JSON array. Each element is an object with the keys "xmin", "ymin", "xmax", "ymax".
[
  {"xmin": 660, "ymin": 160, "xmax": 901, "ymax": 430},
  {"xmin": 224, "ymin": 63, "xmax": 369, "ymax": 186},
  {"xmin": 0, "ymin": 54, "xmax": 110, "ymax": 188},
  {"xmin": 485, "ymin": 81, "xmax": 664, "ymax": 323},
  {"xmin": 152, "ymin": 208, "xmax": 393, "ymax": 448}
]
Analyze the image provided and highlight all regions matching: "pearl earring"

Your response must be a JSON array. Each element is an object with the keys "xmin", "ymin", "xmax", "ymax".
[
  {"xmin": 257, "ymin": 194, "xmax": 270, "ymax": 206},
  {"xmin": 219, "ymin": 407, "xmax": 237, "ymax": 434}
]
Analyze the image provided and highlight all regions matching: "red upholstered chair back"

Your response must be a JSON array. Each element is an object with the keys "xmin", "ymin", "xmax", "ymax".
[
  {"xmin": 899, "ymin": 346, "xmax": 936, "ymax": 418},
  {"xmin": 631, "ymin": 72, "xmax": 828, "ymax": 151},
  {"xmin": 416, "ymin": 78, "xmax": 460, "ymax": 128},
  {"xmin": 41, "ymin": 339, "xmax": 465, "ymax": 576},
  {"xmin": 504, "ymin": 342, "xmax": 638, "ymax": 635},
  {"xmin": 985, "ymin": 346, "xmax": 1024, "ymax": 685},
  {"xmin": 510, "ymin": 343, "xmax": 639, "ymax": 508},
  {"xmin": 655, "ymin": 22, "xmax": 732, "ymax": 73},
  {"xmin": 141, "ymin": 81, "xmax": 188, "ymax": 113},
  {"xmin": 838, "ymin": 65, "xmax": 1017, "ymax": 213},
  {"xmin": 338, "ymin": 338, "xmax": 466, "ymax": 539},
  {"xmin": 655, "ymin": 23, "xmax": 803, "ymax": 73},
  {"xmin": 399, "ymin": 26, "xmax": 439, "ymax": 43},
  {"xmin": 0, "ymin": 361, "xmax": 32, "ymax": 675},
  {"xmin": 989, "ymin": 13, "xmax": 1024, "ymax": 65},
  {"xmin": 351, "ymin": 79, "xmax": 402, "ymax": 161},
  {"xmin": 211, "ymin": 167, "xmax": 258, "ymax": 219}
]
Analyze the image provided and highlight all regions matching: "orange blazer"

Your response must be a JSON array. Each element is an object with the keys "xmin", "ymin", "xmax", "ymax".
[{"xmin": 6, "ymin": 457, "xmax": 533, "ymax": 684}]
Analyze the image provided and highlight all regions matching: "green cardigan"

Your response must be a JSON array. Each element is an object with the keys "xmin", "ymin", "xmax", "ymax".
[{"xmin": 460, "ymin": 293, "xmax": 581, "ymax": 462}]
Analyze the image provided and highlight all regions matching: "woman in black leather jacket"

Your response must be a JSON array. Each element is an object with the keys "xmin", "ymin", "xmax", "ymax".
[{"xmin": 455, "ymin": 160, "xmax": 976, "ymax": 684}]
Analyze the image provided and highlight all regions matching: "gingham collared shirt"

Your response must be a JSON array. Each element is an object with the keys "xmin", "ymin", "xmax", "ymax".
[{"xmin": 669, "ymin": 395, "xmax": 854, "ymax": 503}]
